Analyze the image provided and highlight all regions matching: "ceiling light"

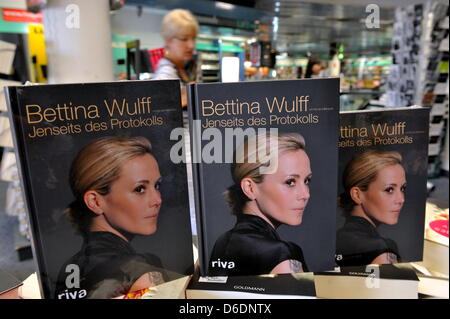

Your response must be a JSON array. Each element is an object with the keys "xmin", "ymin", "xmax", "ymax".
[
  {"xmin": 215, "ymin": 1, "xmax": 234, "ymax": 10},
  {"xmin": 272, "ymin": 16, "xmax": 279, "ymax": 37}
]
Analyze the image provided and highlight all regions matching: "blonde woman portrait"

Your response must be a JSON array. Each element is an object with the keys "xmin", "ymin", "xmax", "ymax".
[
  {"xmin": 54, "ymin": 136, "xmax": 165, "ymax": 299},
  {"xmin": 336, "ymin": 150, "xmax": 406, "ymax": 266},
  {"xmin": 209, "ymin": 132, "xmax": 311, "ymax": 276}
]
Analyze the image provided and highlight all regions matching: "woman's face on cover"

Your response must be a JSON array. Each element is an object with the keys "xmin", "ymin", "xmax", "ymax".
[
  {"xmin": 101, "ymin": 154, "xmax": 162, "ymax": 235},
  {"xmin": 254, "ymin": 149, "xmax": 311, "ymax": 227},
  {"xmin": 360, "ymin": 164, "xmax": 406, "ymax": 225}
]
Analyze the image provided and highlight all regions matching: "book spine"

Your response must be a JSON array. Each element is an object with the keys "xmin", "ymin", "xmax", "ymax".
[
  {"xmin": 4, "ymin": 86, "xmax": 50, "ymax": 298},
  {"xmin": 187, "ymin": 84, "xmax": 209, "ymax": 276},
  {"xmin": 418, "ymin": 107, "xmax": 431, "ymax": 261}
]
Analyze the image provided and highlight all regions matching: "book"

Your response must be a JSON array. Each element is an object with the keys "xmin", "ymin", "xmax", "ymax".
[
  {"xmin": 119, "ymin": 275, "xmax": 191, "ymax": 299},
  {"xmin": 0, "ymin": 40, "xmax": 16, "ymax": 75},
  {"xmin": 5, "ymin": 79, "xmax": 194, "ymax": 299},
  {"xmin": 1, "ymin": 80, "xmax": 21, "ymax": 112},
  {"xmin": 417, "ymin": 275, "xmax": 449, "ymax": 299},
  {"xmin": 17, "ymin": 272, "xmax": 192, "ymax": 299},
  {"xmin": 18, "ymin": 273, "xmax": 41, "ymax": 299},
  {"xmin": 336, "ymin": 107, "xmax": 430, "ymax": 267},
  {"xmin": 0, "ymin": 115, "xmax": 14, "ymax": 148},
  {"xmin": 188, "ymin": 78, "xmax": 340, "ymax": 276},
  {"xmin": 0, "ymin": 150, "xmax": 16, "ymax": 182},
  {"xmin": 421, "ymin": 202, "xmax": 448, "ymax": 277},
  {"xmin": 0, "ymin": 269, "xmax": 22, "ymax": 295},
  {"xmin": 186, "ymin": 270, "xmax": 316, "ymax": 299},
  {"xmin": 314, "ymin": 263, "xmax": 419, "ymax": 299}
]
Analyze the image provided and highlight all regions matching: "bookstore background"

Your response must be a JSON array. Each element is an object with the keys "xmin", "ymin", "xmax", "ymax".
[{"xmin": 0, "ymin": 0, "xmax": 448, "ymax": 301}]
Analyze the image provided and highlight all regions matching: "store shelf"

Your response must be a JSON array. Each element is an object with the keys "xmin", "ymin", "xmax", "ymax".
[
  {"xmin": 416, "ymin": 2, "xmax": 449, "ymax": 177},
  {"xmin": 196, "ymin": 35, "xmax": 246, "ymax": 83},
  {"xmin": 13, "ymin": 222, "xmax": 32, "ymax": 261},
  {"xmin": 387, "ymin": 2, "xmax": 449, "ymax": 177},
  {"xmin": 196, "ymin": 39, "xmax": 220, "ymax": 83},
  {"xmin": 200, "ymin": 64, "xmax": 220, "ymax": 71}
]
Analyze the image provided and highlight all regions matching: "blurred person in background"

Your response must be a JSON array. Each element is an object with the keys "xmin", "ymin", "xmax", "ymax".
[
  {"xmin": 152, "ymin": 9, "xmax": 198, "ymax": 108},
  {"xmin": 304, "ymin": 58, "xmax": 322, "ymax": 78}
]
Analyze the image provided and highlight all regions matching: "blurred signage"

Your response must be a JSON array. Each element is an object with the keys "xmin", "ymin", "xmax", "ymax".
[
  {"xmin": 249, "ymin": 42, "xmax": 261, "ymax": 66},
  {"xmin": 28, "ymin": 24, "xmax": 47, "ymax": 82},
  {"xmin": 2, "ymin": 8, "xmax": 42, "ymax": 24}
]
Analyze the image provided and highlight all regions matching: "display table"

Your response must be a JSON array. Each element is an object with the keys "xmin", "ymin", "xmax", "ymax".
[{"xmin": 0, "ymin": 268, "xmax": 447, "ymax": 299}]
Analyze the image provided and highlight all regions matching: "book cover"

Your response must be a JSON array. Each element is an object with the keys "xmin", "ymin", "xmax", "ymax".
[
  {"xmin": 424, "ymin": 202, "xmax": 449, "ymax": 247},
  {"xmin": 5, "ymin": 80, "xmax": 194, "ymax": 299},
  {"xmin": 336, "ymin": 107, "xmax": 430, "ymax": 267},
  {"xmin": 188, "ymin": 78, "xmax": 340, "ymax": 276},
  {"xmin": 422, "ymin": 202, "xmax": 448, "ymax": 277},
  {"xmin": 186, "ymin": 271, "xmax": 316, "ymax": 299}
]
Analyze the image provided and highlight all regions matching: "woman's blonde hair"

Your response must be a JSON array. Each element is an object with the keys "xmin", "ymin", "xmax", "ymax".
[
  {"xmin": 67, "ymin": 136, "xmax": 153, "ymax": 236},
  {"xmin": 226, "ymin": 132, "xmax": 306, "ymax": 216},
  {"xmin": 161, "ymin": 9, "xmax": 199, "ymax": 41},
  {"xmin": 339, "ymin": 150, "xmax": 404, "ymax": 212}
]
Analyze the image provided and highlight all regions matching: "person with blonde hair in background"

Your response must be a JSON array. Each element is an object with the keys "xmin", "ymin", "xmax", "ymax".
[
  {"xmin": 336, "ymin": 150, "xmax": 407, "ymax": 266},
  {"xmin": 209, "ymin": 132, "xmax": 312, "ymax": 276},
  {"xmin": 152, "ymin": 9, "xmax": 199, "ymax": 107}
]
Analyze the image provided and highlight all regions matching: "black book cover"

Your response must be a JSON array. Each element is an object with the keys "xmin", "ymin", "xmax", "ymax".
[
  {"xmin": 186, "ymin": 270, "xmax": 316, "ymax": 298},
  {"xmin": 188, "ymin": 78, "xmax": 340, "ymax": 276},
  {"xmin": 336, "ymin": 107, "xmax": 430, "ymax": 267},
  {"xmin": 5, "ymin": 80, "xmax": 194, "ymax": 299},
  {"xmin": 315, "ymin": 264, "xmax": 419, "ymax": 281}
]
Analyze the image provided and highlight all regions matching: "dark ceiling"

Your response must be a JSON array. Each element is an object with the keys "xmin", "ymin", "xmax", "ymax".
[{"xmin": 124, "ymin": 0, "xmax": 431, "ymax": 56}]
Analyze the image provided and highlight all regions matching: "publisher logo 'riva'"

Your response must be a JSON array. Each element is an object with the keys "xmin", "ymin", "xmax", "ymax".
[
  {"xmin": 211, "ymin": 258, "xmax": 235, "ymax": 269},
  {"xmin": 57, "ymin": 264, "xmax": 87, "ymax": 299}
]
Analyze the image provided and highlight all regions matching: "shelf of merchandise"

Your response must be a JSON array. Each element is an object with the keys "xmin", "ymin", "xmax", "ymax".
[
  {"xmin": 387, "ymin": 2, "xmax": 449, "ymax": 177},
  {"xmin": 274, "ymin": 56, "xmax": 308, "ymax": 80},
  {"xmin": 386, "ymin": 4, "xmax": 424, "ymax": 108},
  {"xmin": 196, "ymin": 39, "xmax": 220, "ymax": 83},
  {"xmin": 342, "ymin": 57, "xmax": 391, "ymax": 92},
  {"xmin": 0, "ymin": 115, "xmax": 32, "ymax": 261},
  {"xmin": 196, "ymin": 35, "xmax": 246, "ymax": 83},
  {"xmin": 415, "ymin": 2, "xmax": 449, "ymax": 177}
]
